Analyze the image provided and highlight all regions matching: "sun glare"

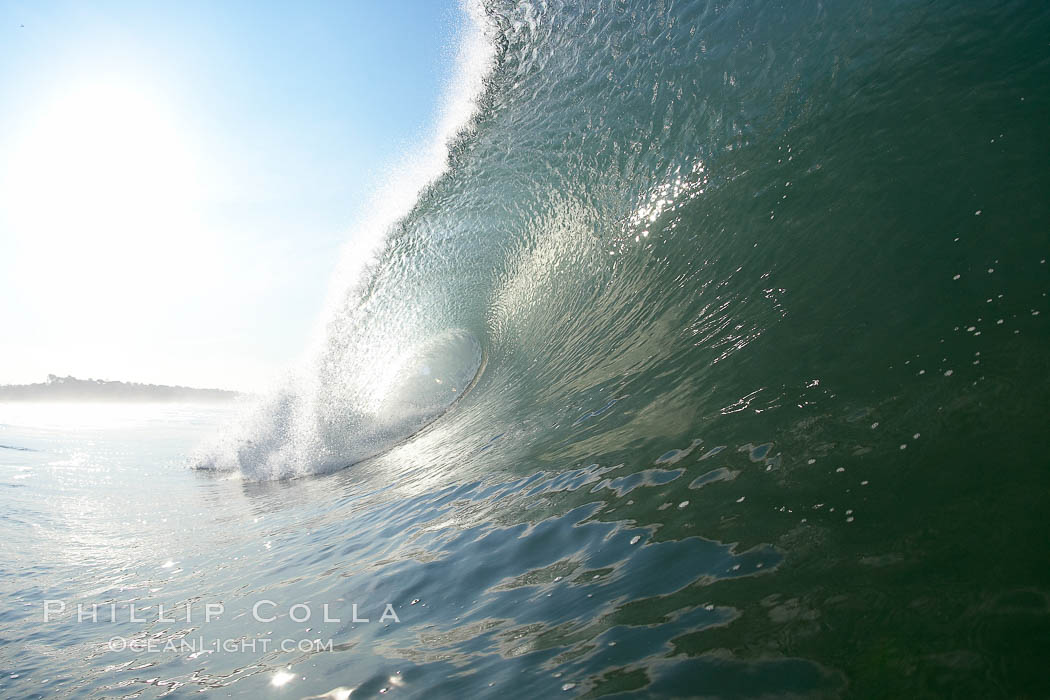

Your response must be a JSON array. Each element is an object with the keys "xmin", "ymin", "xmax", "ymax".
[
  {"xmin": 11, "ymin": 80, "xmax": 196, "ymax": 207},
  {"xmin": 1, "ymin": 78, "xmax": 213, "ymax": 333},
  {"xmin": 5, "ymin": 79, "xmax": 201, "ymax": 238}
]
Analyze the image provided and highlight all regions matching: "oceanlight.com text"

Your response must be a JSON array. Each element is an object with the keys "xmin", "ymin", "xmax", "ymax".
[{"xmin": 107, "ymin": 636, "xmax": 335, "ymax": 653}]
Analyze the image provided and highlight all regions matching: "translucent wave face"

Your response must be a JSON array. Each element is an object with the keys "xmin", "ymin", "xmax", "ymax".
[{"xmin": 369, "ymin": 329, "xmax": 484, "ymax": 423}]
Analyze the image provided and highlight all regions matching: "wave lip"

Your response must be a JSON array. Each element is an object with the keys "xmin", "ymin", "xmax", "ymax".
[{"xmin": 193, "ymin": 1, "xmax": 497, "ymax": 481}]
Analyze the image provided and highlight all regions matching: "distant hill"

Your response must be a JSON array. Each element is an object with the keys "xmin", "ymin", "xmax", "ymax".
[{"xmin": 0, "ymin": 375, "xmax": 242, "ymax": 402}]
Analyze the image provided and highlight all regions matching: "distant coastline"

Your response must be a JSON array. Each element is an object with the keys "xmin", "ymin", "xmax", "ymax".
[{"xmin": 0, "ymin": 375, "xmax": 243, "ymax": 402}]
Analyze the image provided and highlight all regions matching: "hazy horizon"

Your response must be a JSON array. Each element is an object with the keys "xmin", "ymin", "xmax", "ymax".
[{"xmin": 0, "ymin": 373, "xmax": 244, "ymax": 391}]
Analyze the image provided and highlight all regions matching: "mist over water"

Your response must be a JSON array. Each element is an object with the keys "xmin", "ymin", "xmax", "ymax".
[{"xmin": 4, "ymin": 0, "xmax": 1050, "ymax": 696}]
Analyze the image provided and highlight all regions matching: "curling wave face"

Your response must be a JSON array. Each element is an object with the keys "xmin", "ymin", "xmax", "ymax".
[{"xmin": 165, "ymin": 0, "xmax": 1050, "ymax": 694}]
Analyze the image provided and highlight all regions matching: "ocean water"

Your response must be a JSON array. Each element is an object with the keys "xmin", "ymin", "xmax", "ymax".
[{"xmin": 3, "ymin": 0, "xmax": 1050, "ymax": 696}]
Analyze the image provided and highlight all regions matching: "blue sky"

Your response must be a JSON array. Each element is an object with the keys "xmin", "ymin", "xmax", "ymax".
[{"xmin": 0, "ymin": 0, "xmax": 463, "ymax": 390}]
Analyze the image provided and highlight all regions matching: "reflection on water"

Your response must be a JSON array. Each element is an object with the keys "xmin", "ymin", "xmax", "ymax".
[
  {"xmin": 0, "ymin": 403, "xmax": 831, "ymax": 698},
  {"xmin": 4, "ymin": 375, "xmax": 1046, "ymax": 698}
]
